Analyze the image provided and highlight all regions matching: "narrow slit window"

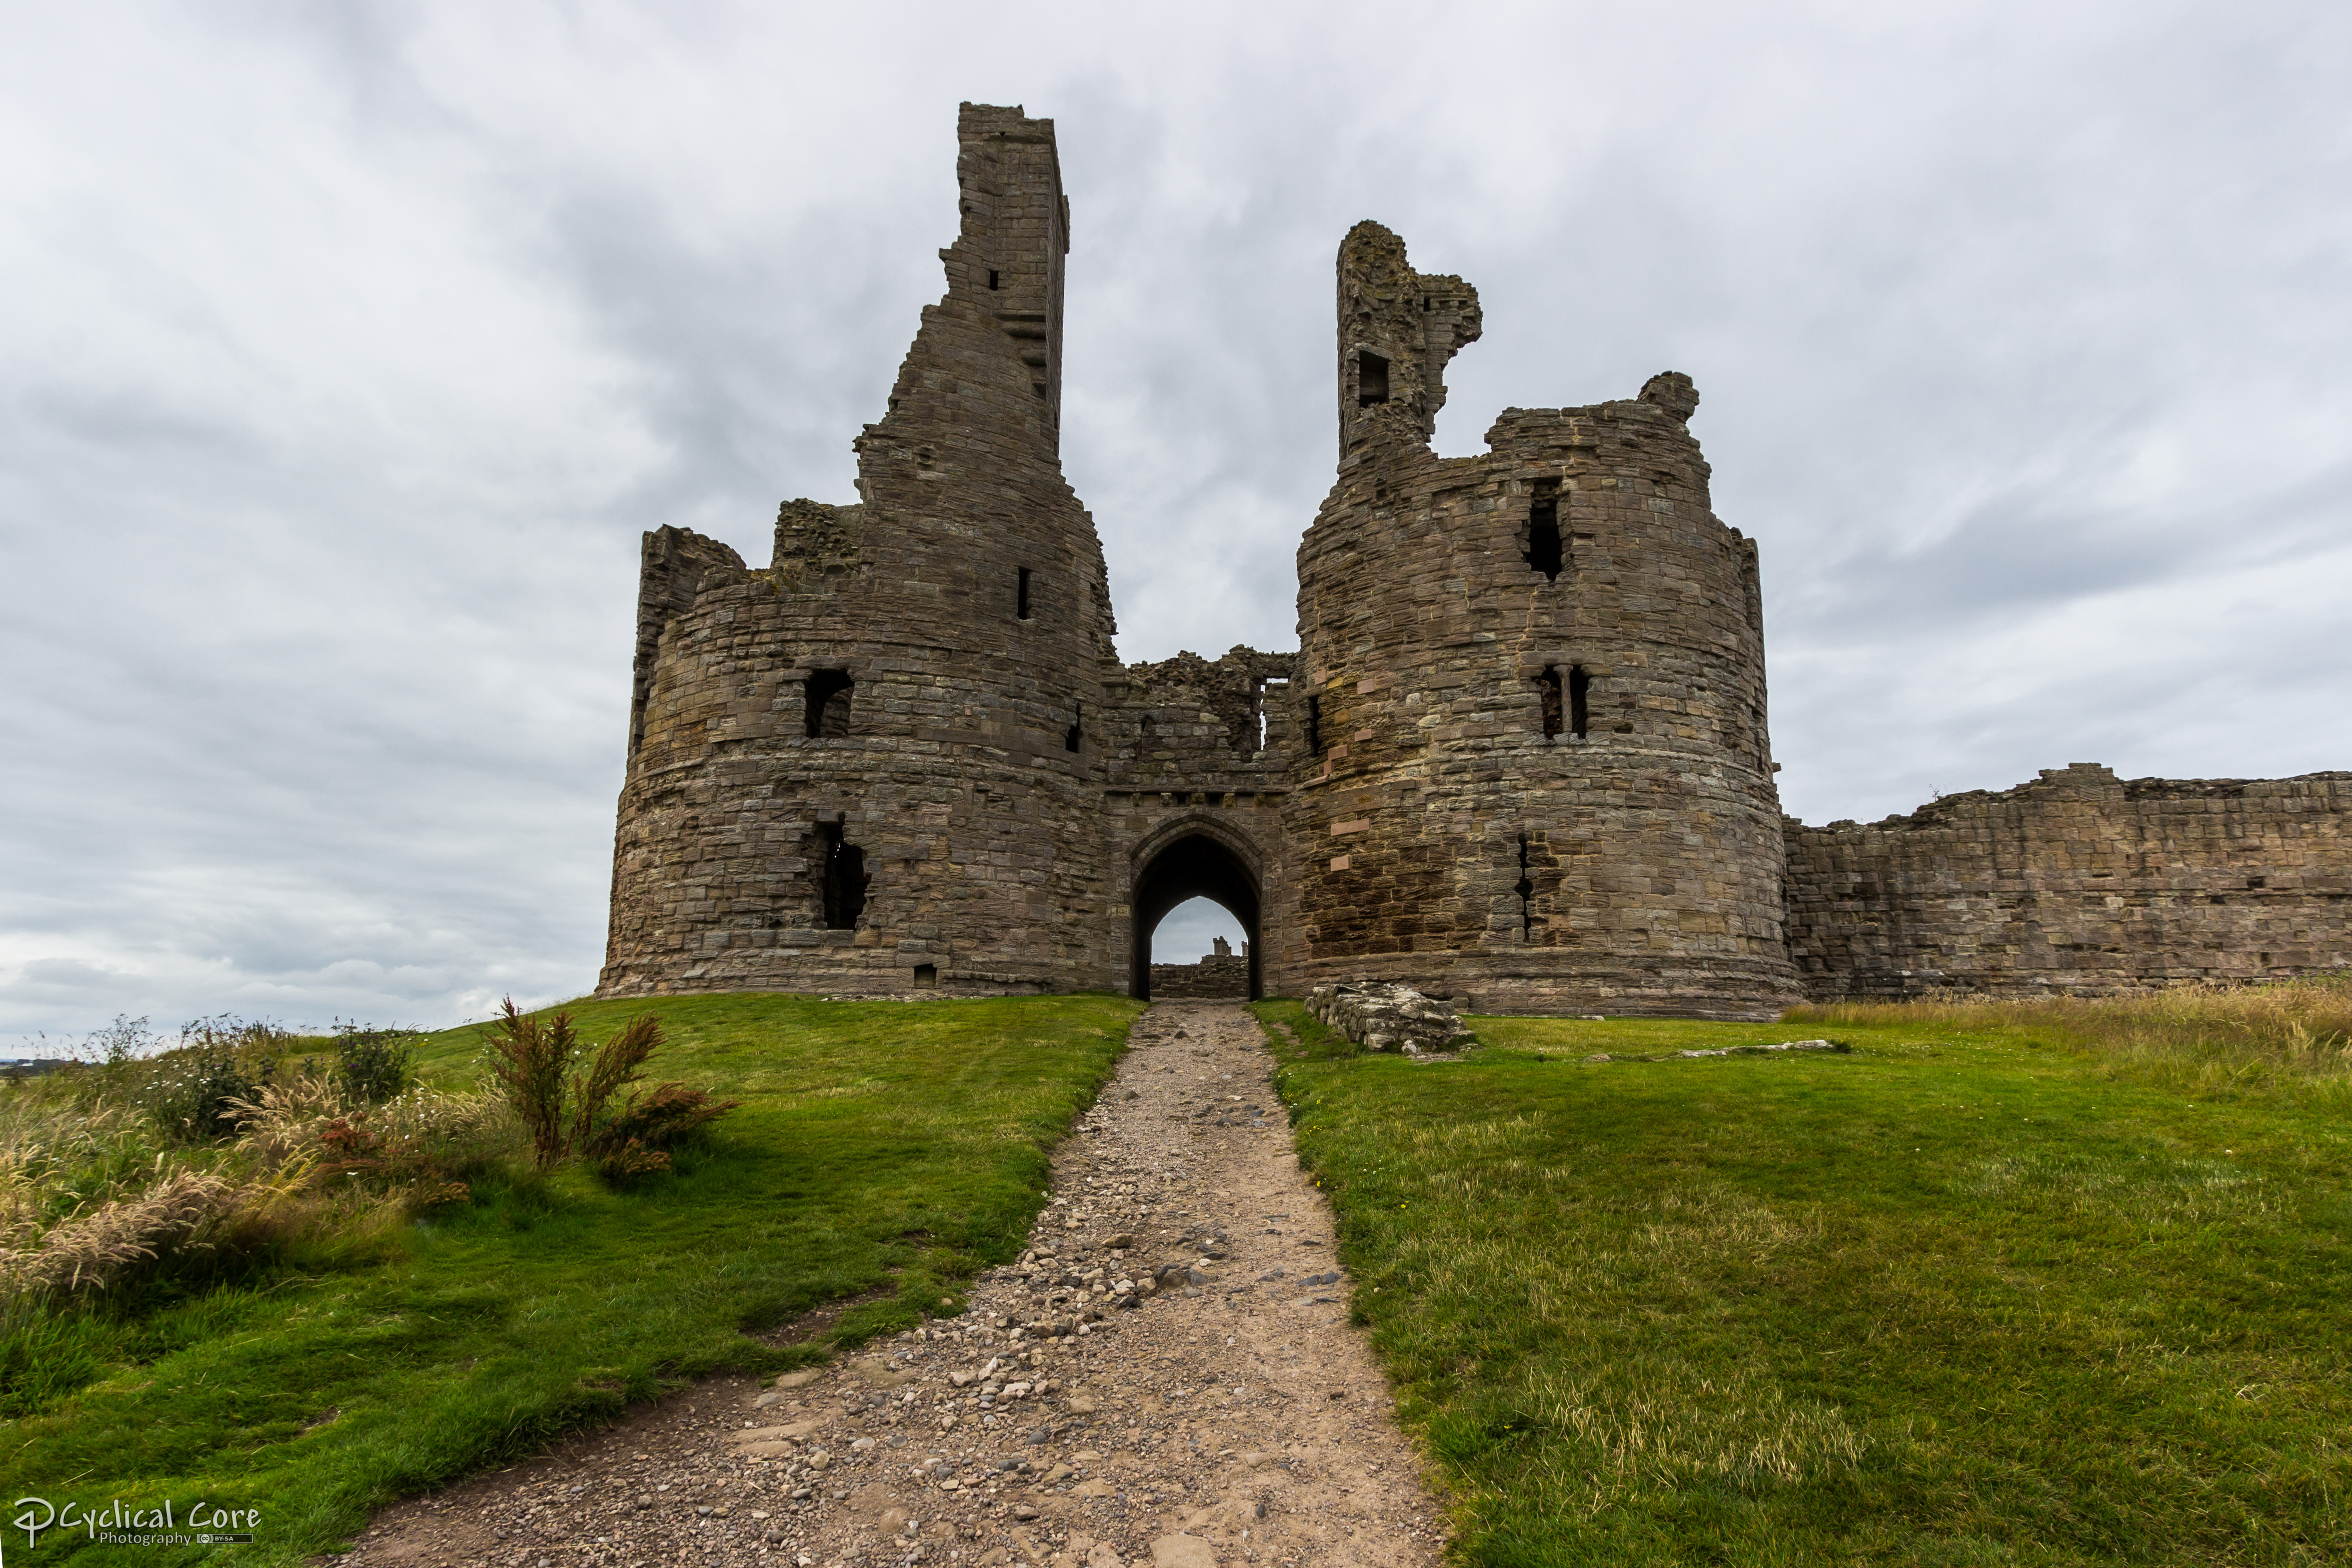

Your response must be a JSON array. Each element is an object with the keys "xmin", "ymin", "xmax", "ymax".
[
  {"xmin": 1569, "ymin": 666, "xmax": 1592, "ymax": 739},
  {"xmin": 1537, "ymin": 667, "xmax": 1564, "ymax": 738},
  {"xmin": 816, "ymin": 818, "xmax": 868, "ymax": 929},
  {"xmin": 1017, "ymin": 567, "xmax": 1033, "ymax": 620},
  {"xmin": 1515, "ymin": 836, "xmax": 1535, "ymax": 939},
  {"xmin": 1526, "ymin": 483, "xmax": 1563, "ymax": 580},
  {"xmin": 1065, "ymin": 700, "xmax": 1083, "ymax": 752},
  {"xmin": 987, "ymin": 269, "xmax": 1000, "ymax": 291},
  {"xmin": 805, "ymin": 670, "xmax": 853, "ymax": 738},
  {"xmin": 1305, "ymin": 693, "xmax": 1322, "ymax": 753},
  {"xmin": 1357, "ymin": 351, "xmax": 1390, "ymax": 408}
]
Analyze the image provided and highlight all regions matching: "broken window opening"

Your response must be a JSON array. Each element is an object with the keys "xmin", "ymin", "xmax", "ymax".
[
  {"xmin": 987, "ymin": 269, "xmax": 1000, "ymax": 291},
  {"xmin": 913, "ymin": 963, "xmax": 937, "ymax": 988},
  {"xmin": 1258, "ymin": 677, "xmax": 1286, "ymax": 753},
  {"xmin": 1526, "ymin": 483, "xmax": 1563, "ymax": 580},
  {"xmin": 816, "ymin": 817, "xmax": 868, "ymax": 929},
  {"xmin": 1569, "ymin": 666, "xmax": 1592, "ymax": 739},
  {"xmin": 1537, "ymin": 667, "xmax": 1564, "ymax": 739},
  {"xmin": 1515, "ymin": 836, "xmax": 1536, "ymax": 939},
  {"xmin": 1357, "ymin": 351, "xmax": 1390, "ymax": 408},
  {"xmin": 1017, "ymin": 566, "xmax": 1033, "ymax": 620},
  {"xmin": 805, "ymin": 670, "xmax": 853, "ymax": 738},
  {"xmin": 1305, "ymin": 693, "xmax": 1323, "ymax": 753},
  {"xmin": 1065, "ymin": 701, "xmax": 1083, "ymax": 753}
]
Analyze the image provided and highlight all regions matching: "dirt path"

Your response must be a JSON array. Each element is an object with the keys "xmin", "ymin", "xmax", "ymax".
[{"xmin": 340, "ymin": 1000, "xmax": 1446, "ymax": 1568}]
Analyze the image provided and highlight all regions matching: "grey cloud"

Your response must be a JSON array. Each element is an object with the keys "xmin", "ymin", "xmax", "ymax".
[{"xmin": 4, "ymin": 0, "xmax": 2346, "ymax": 1037}]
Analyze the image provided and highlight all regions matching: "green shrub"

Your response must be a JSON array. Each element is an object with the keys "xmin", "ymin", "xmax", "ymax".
[
  {"xmin": 333, "ymin": 1025, "xmax": 418, "ymax": 1105},
  {"xmin": 142, "ymin": 1044, "xmax": 274, "ymax": 1142}
]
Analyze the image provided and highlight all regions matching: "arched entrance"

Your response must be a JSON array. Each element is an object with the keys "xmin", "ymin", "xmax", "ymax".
[{"xmin": 1130, "ymin": 829, "xmax": 1262, "ymax": 1000}]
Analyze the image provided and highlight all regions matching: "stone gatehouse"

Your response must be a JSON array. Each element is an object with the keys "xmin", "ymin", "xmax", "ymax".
[{"xmin": 594, "ymin": 104, "xmax": 2348, "ymax": 1019}]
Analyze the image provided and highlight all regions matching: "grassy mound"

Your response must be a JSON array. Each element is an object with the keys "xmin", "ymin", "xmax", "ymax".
[
  {"xmin": 1254, "ymin": 982, "xmax": 2352, "ymax": 1566},
  {"xmin": 0, "ymin": 991, "xmax": 1140, "ymax": 1564}
]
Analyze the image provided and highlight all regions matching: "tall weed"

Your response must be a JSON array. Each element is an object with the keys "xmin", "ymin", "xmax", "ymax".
[
  {"xmin": 482, "ymin": 1000, "xmax": 575, "ymax": 1167},
  {"xmin": 479, "ymin": 1000, "xmax": 738, "ymax": 1181}
]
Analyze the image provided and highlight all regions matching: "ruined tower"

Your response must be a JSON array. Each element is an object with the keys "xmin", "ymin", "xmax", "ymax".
[
  {"xmin": 598, "ymin": 104, "xmax": 1123, "ymax": 997},
  {"xmin": 1282, "ymin": 222, "xmax": 1803, "ymax": 1018},
  {"xmin": 598, "ymin": 110, "xmax": 2337, "ymax": 1017}
]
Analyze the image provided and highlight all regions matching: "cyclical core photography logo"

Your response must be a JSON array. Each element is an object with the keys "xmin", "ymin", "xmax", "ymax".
[{"xmin": 10, "ymin": 1494, "xmax": 261, "ymax": 1553}]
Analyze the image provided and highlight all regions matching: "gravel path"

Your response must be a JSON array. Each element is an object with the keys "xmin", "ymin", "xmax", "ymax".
[{"xmin": 340, "ymin": 1000, "xmax": 1445, "ymax": 1568}]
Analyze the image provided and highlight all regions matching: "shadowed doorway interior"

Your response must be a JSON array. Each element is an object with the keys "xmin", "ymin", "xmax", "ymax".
[{"xmin": 1130, "ymin": 832, "xmax": 1261, "ymax": 1000}]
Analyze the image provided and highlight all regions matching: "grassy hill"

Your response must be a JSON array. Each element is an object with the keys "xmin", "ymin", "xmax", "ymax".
[
  {"xmin": 1254, "ymin": 983, "xmax": 2352, "ymax": 1566},
  {"xmin": 0, "ymin": 991, "xmax": 1142, "ymax": 1564}
]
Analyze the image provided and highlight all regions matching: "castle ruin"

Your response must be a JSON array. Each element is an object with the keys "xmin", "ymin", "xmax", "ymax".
[{"xmin": 596, "ymin": 105, "xmax": 2348, "ymax": 1019}]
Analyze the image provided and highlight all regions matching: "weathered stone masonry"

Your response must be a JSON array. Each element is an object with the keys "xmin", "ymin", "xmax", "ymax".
[
  {"xmin": 596, "ymin": 104, "xmax": 2349, "ymax": 1016},
  {"xmin": 1786, "ymin": 765, "xmax": 2351, "ymax": 999}
]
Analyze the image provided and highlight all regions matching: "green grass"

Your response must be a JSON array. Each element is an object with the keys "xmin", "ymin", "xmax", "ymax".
[
  {"xmin": 1, "ymin": 991, "xmax": 1141, "ymax": 1564},
  {"xmin": 1251, "ymin": 1000, "xmax": 2352, "ymax": 1566}
]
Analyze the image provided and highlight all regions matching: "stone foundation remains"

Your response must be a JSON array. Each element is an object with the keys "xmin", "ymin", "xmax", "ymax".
[{"xmin": 594, "ymin": 104, "xmax": 2348, "ymax": 1015}]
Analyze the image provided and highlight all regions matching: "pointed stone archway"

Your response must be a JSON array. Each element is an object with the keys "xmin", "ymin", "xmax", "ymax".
[{"xmin": 1129, "ymin": 825, "xmax": 1262, "ymax": 1000}]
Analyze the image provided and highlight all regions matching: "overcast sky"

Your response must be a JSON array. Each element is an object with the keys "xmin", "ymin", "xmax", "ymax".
[{"xmin": 3, "ymin": 1, "xmax": 2346, "ymax": 1043}]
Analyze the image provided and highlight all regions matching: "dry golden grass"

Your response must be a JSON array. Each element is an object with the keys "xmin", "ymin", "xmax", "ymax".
[
  {"xmin": 1786, "ymin": 973, "xmax": 2352, "ymax": 1095},
  {"xmin": 0, "ymin": 1069, "xmax": 510, "ymax": 1306}
]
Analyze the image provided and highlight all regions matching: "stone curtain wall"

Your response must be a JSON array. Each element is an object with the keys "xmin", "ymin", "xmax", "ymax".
[
  {"xmin": 1147, "ymin": 958, "xmax": 1252, "ymax": 998},
  {"xmin": 1283, "ymin": 222, "xmax": 1800, "ymax": 1020},
  {"xmin": 1785, "ymin": 764, "xmax": 2352, "ymax": 999}
]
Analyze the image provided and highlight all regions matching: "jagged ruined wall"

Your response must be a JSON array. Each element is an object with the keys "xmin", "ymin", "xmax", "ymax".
[
  {"xmin": 1786, "ymin": 764, "xmax": 2352, "ymax": 998},
  {"xmin": 599, "ymin": 107, "xmax": 2338, "ymax": 1013},
  {"xmin": 600, "ymin": 104, "xmax": 1123, "ymax": 998},
  {"xmin": 1101, "ymin": 647, "xmax": 1300, "ymax": 1000},
  {"xmin": 1148, "ymin": 956, "xmax": 1251, "ymax": 997},
  {"xmin": 1284, "ymin": 222, "xmax": 1800, "ymax": 1019}
]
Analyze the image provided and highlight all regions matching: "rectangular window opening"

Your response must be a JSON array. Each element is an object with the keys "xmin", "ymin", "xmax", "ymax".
[
  {"xmin": 1306, "ymin": 693, "xmax": 1323, "ymax": 753},
  {"xmin": 1526, "ymin": 483, "xmax": 1563, "ymax": 580},
  {"xmin": 1569, "ymin": 666, "xmax": 1592, "ymax": 739},
  {"xmin": 1537, "ymin": 667, "xmax": 1564, "ymax": 739},
  {"xmin": 1065, "ymin": 700, "xmax": 1083, "ymax": 753},
  {"xmin": 1357, "ymin": 351, "xmax": 1390, "ymax": 408},
  {"xmin": 816, "ymin": 817, "xmax": 868, "ymax": 929},
  {"xmin": 913, "ymin": 963, "xmax": 937, "ymax": 988},
  {"xmin": 805, "ymin": 670, "xmax": 854, "ymax": 738},
  {"xmin": 987, "ymin": 269, "xmax": 1000, "ymax": 291},
  {"xmin": 1017, "ymin": 566, "xmax": 1033, "ymax": 620}
]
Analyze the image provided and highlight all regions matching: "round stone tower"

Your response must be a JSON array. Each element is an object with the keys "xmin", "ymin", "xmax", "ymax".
[
  {"xmin": 597, "ymin": 105, "xmax": 1122, "ymax": 998},
  {"xmin": 1279, "ymin": 221, "xmax": 1801, "ymax": 1018}
]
